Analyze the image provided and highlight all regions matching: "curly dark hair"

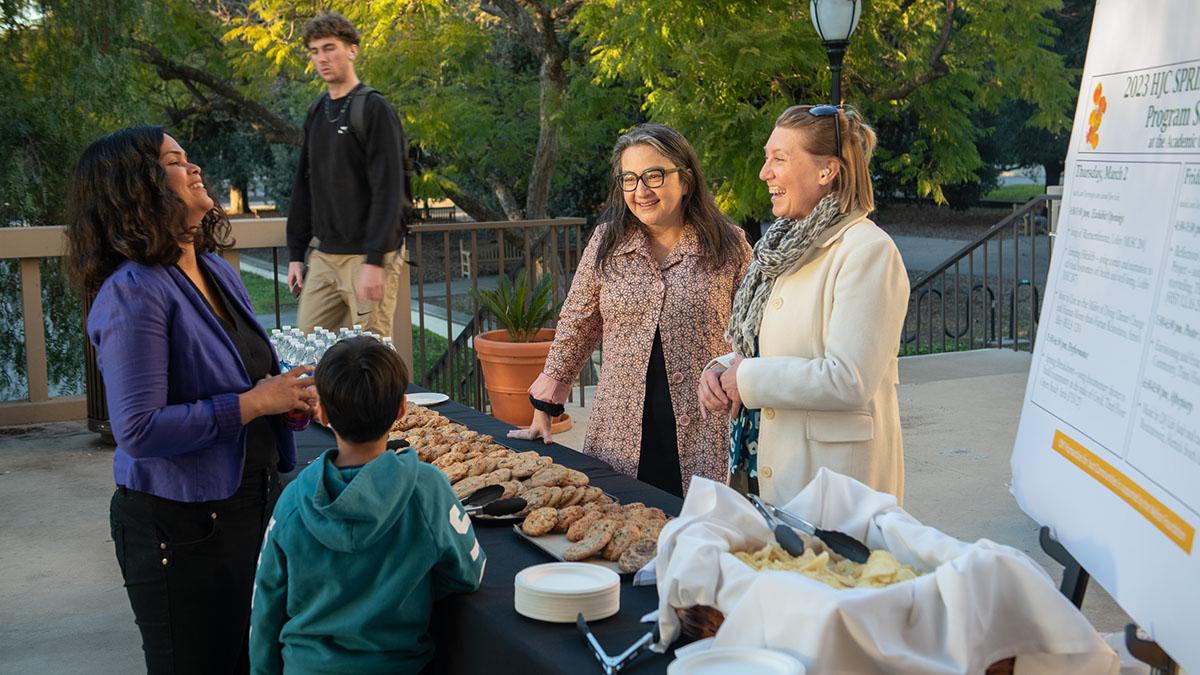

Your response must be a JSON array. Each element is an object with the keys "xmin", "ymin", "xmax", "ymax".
[
  {"xmin": 302, "ymin": 12, "xmax": 360, "ymax": 48},
  {"xmin": 66, "ymin": 125, "xmax": 232, "ymax": 292},
  {"xmin": 594, "ymin": 124, "xmax": 743, "ymax": 275}
]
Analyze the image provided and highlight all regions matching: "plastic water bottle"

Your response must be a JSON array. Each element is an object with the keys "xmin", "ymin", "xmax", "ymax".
[{"xmin": 283, "ymin": 347, "xmax": 317, "ymax": 432}]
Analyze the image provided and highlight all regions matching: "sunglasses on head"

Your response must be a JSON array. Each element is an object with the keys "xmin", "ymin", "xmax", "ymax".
[{"xmin": 810, "ymin": 104, "xmax": 842, "ymax": 165}]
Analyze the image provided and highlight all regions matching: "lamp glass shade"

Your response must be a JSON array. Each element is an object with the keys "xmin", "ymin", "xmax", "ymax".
[{"xmin": 810, "ymin": 0, "xmax": 862, "ymax": 42}]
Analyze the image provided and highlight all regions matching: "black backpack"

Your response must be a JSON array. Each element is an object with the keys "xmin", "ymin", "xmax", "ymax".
[{"xmin": 306, "ymin": 85, "xmax": 416, "ymax": 222}]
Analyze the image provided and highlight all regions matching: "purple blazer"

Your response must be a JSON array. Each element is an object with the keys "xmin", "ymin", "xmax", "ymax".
[{"xmin": 88, "ymin": 253, "xmax": 297, "ymax": 502}]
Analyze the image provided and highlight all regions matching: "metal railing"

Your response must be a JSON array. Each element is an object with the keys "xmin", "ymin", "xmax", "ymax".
[
  {"xmin": 410, "ymin": 219, "xmax": 589, "ymax": 411},
  {"xmin": 901, "ymin": 194, "xmax": 1060, "ymax": 356},
  {"xmin": 0, "ymin": 216, "xmax": 590, "ymax": 426}
]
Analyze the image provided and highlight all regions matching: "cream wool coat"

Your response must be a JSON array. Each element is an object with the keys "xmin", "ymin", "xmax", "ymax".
[{"xmin": 735, "ymin": 211, "xmax": 909, "ymax": 505}]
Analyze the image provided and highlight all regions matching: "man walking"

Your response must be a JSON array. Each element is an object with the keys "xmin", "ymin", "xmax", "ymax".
[{"xmin": 287, "ymin": 12, "xmax": 408, "ymax": 338}]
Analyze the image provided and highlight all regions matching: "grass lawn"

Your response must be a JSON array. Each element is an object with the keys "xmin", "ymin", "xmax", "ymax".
[
  {"xmin": 982, "ymin": 184, "xmax": 1046, "ymax": 202},
  {"xmin": 239, "ymin": 271, "xmax": 456, "ymax": 372},
  {"xmin": 240, "ymin": 272, "xmax": 298, "ymax": 316}
]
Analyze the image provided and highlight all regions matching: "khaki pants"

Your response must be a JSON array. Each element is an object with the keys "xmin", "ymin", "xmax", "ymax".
[{"xmin": 297, "ymin": 248, "xmax": 405, "ymax": 338}]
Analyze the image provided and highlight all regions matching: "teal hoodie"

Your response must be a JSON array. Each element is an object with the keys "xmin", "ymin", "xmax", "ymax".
[{"xmin": 250, "ymin": 448, "xmax": 485, "ymax": 674}]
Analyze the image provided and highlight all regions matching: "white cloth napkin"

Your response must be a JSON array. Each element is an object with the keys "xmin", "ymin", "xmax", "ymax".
[{"xmin": 654, "ymin": 469, "xmax": 1120, "ymax": 674}]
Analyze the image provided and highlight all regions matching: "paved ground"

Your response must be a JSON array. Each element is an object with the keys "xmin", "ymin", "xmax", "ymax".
[{"xmin": 0, "ymin": 349, "xmax": 1140, "ymax": 673}]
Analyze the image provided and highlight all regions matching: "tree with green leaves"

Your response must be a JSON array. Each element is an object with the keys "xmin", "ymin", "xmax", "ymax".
[{"xmin": 574, "ymin": 0, "xmax": 1078, "ymax": 216}]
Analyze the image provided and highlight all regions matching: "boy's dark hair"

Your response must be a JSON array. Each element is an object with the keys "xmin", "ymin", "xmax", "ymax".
[
  {"xmin": 315, "ymin": 337, "xmax": 408, "ymax": 444},
  {"xmin": 302, "ymin": 12, "xmax": 360, "ymax": 47}
]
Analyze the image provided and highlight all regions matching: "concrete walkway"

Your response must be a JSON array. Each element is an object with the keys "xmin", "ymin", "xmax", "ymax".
[{"xmin": 0, "ymin": 350, "xmax": 1132, "ymax": 673}]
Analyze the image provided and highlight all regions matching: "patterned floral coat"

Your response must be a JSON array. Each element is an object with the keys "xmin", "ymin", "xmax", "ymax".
[{"xmin": 543, "ymin": 222, "xmax": 751, "ymax": 487}]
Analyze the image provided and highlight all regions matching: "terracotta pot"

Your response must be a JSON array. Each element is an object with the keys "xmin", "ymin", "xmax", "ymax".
[{"xmin": 473, "ymin": 328, "xmax": 557, "ymax": 427}]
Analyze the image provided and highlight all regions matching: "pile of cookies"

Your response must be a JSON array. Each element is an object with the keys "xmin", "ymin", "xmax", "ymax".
[
  {"xmin": 390, "ymin": 404, "xmax": 613, "ymax": 512},
  {"xmin": 391, "ymin": 403, "xmax": 667, "ymax": 571},
  {"xmin": 520, "ymin": 501, "xmax": 668, "ymax": 573}
]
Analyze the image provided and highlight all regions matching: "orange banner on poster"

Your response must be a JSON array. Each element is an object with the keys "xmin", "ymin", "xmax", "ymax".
[{"xmin": 1053, "ymin": 430, "xmax": 1194, "ymax": 553}]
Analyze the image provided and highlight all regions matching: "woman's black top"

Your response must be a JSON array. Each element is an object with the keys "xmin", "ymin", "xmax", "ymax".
[
  {"xmin": 179, "ymin": 261, "xmax": 279, "ymax": 475},
  {"xmin": 636, "ymin": 328, "xmax": 683, "ymax": 497}
]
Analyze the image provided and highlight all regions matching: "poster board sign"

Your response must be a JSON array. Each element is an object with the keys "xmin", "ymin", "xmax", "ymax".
[{"xmin": 1011, "ymin": 0, "xmax": 1199, "ymax": 669}]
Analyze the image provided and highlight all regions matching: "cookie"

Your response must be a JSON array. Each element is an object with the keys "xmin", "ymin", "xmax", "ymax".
[
  {"xmin": 529, "ymin": 464, "xmax": 568, "ymax": 488},
  {"xmin": 521, "ymin": 507, "xmax": 559, "ymax": 536},
  {"xmin": 545, "ymin": 486, "xmax": 563, "ymax": 508},
  {"xmin": 440, "ymin": 462, "xmax": 469, "ymax": 485},
  {"xmin": 512, "ymin": 457, "xmax": 552, "ymax": 479},
  {"xmin": 516, "ymin": 486, "xmax": 553, "ymax": 516},
  {"xmin": 603, "ymin": 521, "xmax": 645, "ymax": 561},
  {"xmin": 558, "ymin": 486, "xmax": 577, "ymax": 507},
  {"xmin": 452, "ymin": 475, "xmax": 486, "ymax": 501},
  {"xmin": 563, "ymin": 530, "xmax": 612, "ymax": 561},
  {"xmin": 432, "ymin": 451, "xmax": 465, "ymax": 469},
  {"xmin": 499, "ymin": 481, "xmax": 522, "ymax": 499},
  {"xmin": 581, "ymin": 486, "xmax": 604, "ymax": 504},
  {"xmin": 566, "ymin": 511, "xmax": 603, "ymax": 542},
  {"xmin": 553, "ymin": 505, "xmax": 586, "ymax": 533},
  {"xmin": 564, "ymin": 469, "xmax": 590, "ymax": 487},
  {"xmin": 618, "ymin": 538, "xmax": 657, "ymax": 573}
]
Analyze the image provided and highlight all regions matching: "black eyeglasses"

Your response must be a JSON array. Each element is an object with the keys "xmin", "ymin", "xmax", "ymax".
[
  {"xmin": 616, "ymin": 167, "xmax": 682, "ymax": 192},
  {"xmin": 810, "ymin": 104, "xmax": 842, "ymax": 165}
]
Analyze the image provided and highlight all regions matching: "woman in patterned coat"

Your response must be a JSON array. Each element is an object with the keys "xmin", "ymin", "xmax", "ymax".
[{"xmin": 508, "ymin": 124, "xmax": 751, "ymax": 497}]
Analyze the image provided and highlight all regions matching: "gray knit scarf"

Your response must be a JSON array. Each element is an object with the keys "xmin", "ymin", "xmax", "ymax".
[{"xmin": 726, "ymin": 194, "xmax": 844, "ymax": 357}]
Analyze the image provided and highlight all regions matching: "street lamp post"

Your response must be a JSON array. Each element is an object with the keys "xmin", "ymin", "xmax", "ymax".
[{"xmin": 810, "ymin": 0, "xmax": 862, "ymax": 105}]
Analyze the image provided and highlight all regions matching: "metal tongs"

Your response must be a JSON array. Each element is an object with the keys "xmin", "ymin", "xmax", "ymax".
[
  {"xmin": 460, "ymin": 484, "xmax": 526, "ymax": 517},
  {"xmin": 750, "ymin": 494, "xmax": 871, "ymax": 563},
  {"xmin": 748, "ymin": 494, "xmax": 807, "ymax": 557},
  {"xmin": 576, "ymin": 613, "xmax": 659, "ymax": 674}
]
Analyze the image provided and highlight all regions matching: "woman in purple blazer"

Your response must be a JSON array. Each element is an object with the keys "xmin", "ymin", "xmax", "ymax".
[{"xmin": 66, "ymin": 126, "xmax": 314, "ymax": 675}]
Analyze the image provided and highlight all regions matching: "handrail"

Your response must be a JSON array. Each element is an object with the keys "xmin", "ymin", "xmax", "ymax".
[
  {"xmin": 909, "ymin": 195, "xmax": 1058, "ymax": 288},
  {"xmin": 0, "ymin": 216, "xmax": 588, "ymax": 426},
  {"xmin": 417, "ymin": 218, "xmax": 588, "ymax": 412},
  {"xmin": 901, "ymin": 194, "xmax": 1059, "ymax": 356}
]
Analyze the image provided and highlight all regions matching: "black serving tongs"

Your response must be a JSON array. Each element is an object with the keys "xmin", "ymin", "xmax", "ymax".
[
  {"xmin": 748, "ymin": 494, "xmax": 807, "ymax": 557},
  {"xmin": 576, "ymin": 613, "xmax": 659, "ymax": 674},
  {"xmin": 751, "ymin": 494, "xmax": 871, "ymax": 563},
  {"xmin": 460, "ymin": 484, "xmax": 526, "ymax": 517},
  {"xmin": 464, "ymin": 497, "xmax": 526, "ymax": 517},
  {"xmin": 461, "ymin": 484, "xmax": 504, "ymax": 507}
]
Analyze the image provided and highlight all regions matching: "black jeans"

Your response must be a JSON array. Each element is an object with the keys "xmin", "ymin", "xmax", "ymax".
[{"xmin": 110, "ymin": 469, "xmax": 280, "ymax": 675}]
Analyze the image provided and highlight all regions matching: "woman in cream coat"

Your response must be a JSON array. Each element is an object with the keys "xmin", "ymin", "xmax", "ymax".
[{"xmin": 699, "ymin": 105, "xmax": 909, "ymax": 506}]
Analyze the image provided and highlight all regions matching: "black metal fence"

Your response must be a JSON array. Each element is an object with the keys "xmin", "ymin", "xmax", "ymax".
[{"xmin": 902, "ymin": 194, "xmax": 1059, "ymax": 356}]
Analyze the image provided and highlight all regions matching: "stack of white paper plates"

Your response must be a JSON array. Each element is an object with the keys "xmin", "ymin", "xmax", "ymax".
[
  {"xmin": 667, "ymin": 647, "xmax": 805, "ymax": 675},
  {"xmin": 513, "ymin": 562, "xmax": 620, "ymax": 623}
]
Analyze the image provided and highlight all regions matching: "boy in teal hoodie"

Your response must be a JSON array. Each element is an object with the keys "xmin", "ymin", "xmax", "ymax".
[{"xmin": 250, "ymin": 337, "xmax": 485, "ymax": 674}]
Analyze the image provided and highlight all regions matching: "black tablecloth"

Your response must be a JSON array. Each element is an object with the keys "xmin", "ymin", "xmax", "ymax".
[{"xmin": 289, "ymin": 386, "xmax": 684, "ymax": 674}]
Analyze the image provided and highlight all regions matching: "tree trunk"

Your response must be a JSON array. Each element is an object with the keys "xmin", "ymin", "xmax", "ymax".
[
  {"xmin": 440, "ymin": 181, "xmax": 505, "ymax": 223},
  {"xmin": 524, "ymin": 57, "xmax": 565, "ymax": 219},
  {"xmin": 1043, "ymin": 159, "xmax": 1065, "ymax": 187},
  {"xmin": 487, "ymin": 174, "xmax": 524, "ymax": 221}
]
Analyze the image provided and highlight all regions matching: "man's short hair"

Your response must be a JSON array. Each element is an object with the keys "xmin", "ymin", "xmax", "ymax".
[
  {"xmin": 314, "ymin": 337, "xmax": 408, "ymax": 444},
  {"xmin": 302, "ymin": 12, "xmax": 360, "ymax": 48}
]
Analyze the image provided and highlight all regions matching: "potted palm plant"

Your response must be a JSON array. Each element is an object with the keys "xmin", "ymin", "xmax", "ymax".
[{"xmin": 470, "ymin": 269, "xmax": 570, "ymax": 430}]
